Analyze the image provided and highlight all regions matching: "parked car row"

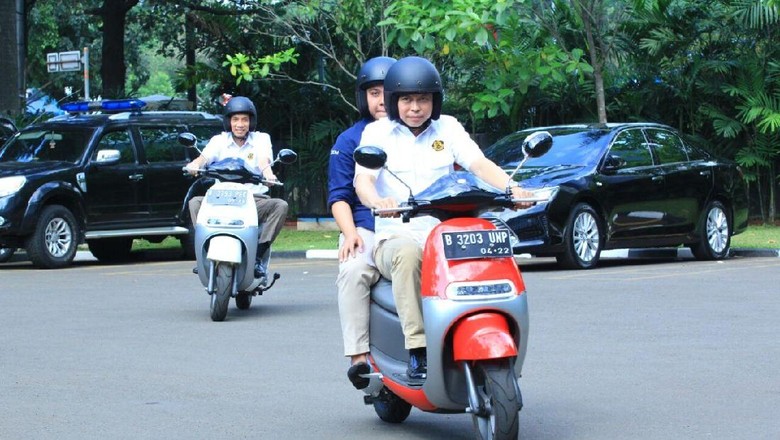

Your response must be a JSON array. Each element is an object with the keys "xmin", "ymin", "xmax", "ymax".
[
  {"xmin": 0, "ymin": 99, "xmax": 223, "ymax": 268},
  {"xmin": 483, "ymin": 123, "xmax": 749, "ymax": 269}
]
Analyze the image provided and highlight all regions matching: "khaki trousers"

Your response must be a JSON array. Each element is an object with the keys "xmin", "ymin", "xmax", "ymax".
[
  {"xmin": 336, "ymin": 228, "xmax": 380, "ymax": 357},
  {"xmin": 373, "ymin": 236, "xmax": 425, "ymax": 350}
]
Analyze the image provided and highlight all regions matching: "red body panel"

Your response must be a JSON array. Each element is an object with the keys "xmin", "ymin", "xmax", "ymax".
[
  {"xmin": 452, "ymin": 313, "xmax": 517, "ymax": 361},
  {"xmin": 421, "ymin": 218, "xmax": 526, "ymax": 299}
]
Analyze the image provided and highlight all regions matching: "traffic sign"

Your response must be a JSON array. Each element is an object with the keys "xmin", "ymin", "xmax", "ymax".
[{"xmin": 46, "ymin": 51, "xmax": 82, "ymax": 73}]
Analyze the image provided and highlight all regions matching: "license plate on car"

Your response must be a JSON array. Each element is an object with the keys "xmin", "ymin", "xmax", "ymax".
[{"xmin": 441, "ymin": 230, "xmax": 512, "ymax": 260}]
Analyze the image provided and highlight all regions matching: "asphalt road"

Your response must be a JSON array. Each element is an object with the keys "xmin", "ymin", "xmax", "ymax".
[{"xmin": 1, "ymin": 253, "xmax": 779, "ymax": 440}]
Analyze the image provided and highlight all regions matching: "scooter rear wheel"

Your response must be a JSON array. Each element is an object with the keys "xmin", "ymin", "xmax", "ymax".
[
  {"xmin": 235, "ymin": 292, "xmax": 252, "ymax": 310},
  {"xmin": 210, "ymin": 262, "xmax": 233, "ymax": 322},
  {"xmin": 373, "ymin": 387, "xmax": 412, "ymax": 423},
  {"xmin": 472, "ymin": 360, "xmax": 521, "ymax": 440}
]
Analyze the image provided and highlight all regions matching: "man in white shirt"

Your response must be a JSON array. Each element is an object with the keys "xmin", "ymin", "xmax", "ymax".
[
  {"xmin": 354, "ymin": 57, "xmax": 533, "ymax": 381},
  {"xmin": 186, "ymin": 96, "xmax": 288, "ymax": 276}
]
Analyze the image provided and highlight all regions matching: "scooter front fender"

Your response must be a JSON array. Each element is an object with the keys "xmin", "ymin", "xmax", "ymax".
[
  {"xmin": 452, "ymin": 312, "xmax": 517, "ymax": 361},
  {"xmin": 206, "ymin": 235, "xmax": 242, "ymax": 264}
]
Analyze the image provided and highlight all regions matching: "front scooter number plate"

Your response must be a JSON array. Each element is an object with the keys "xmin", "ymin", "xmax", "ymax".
[
  {"xmin": 206, "ymin": 189, "xmax": 248, "ymax": 206},
  {"xmin": 441, "ymin": 230, "xmax": 512, "ymax": 260}
]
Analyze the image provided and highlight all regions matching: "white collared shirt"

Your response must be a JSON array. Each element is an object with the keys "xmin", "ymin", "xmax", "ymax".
[
  {"xmin": 356, "ymin": 115, "xmax": 485, "ymax": 244},
  {"xmin": 202, "ymin": 131, "xmax": 273, "ymax": 194}
]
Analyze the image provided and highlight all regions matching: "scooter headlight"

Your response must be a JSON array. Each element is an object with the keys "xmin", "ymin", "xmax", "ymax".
[
  {"xmin": 446, "ymin": 280, "xmax": 516, "ymax": 301},
  {"xmin": 206, "ymin": 218, "xmax": 245, "ymax": 227}
]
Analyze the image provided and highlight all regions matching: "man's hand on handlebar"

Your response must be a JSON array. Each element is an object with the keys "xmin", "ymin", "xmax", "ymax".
[
  {"xmin": 371, "ymin": 197, "xmax": 401, "ymax": 218},
  {"xmin": 510, "ymin": 186, "xmax": 537, "ymax": 209}
]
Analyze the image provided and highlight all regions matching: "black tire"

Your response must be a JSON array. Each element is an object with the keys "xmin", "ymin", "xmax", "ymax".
[
  {"xmin": 0, "ymin": 247, "xmax": 15, "ymax": 263},
  {"xmin": 557, "ymin": 203, "xmax": 603, "ymax": 270},
  {"xmin": 87, "ymin": 238, "xmax": 133, "ymax": 262},
  {"xmin": 373, "ymin": 387, "xmax": 412, "ymax": 423},
  {"xmin": 235, "ymin": 292, "xmax": 252, "ymax": 310},
  {"xmin": 25, "ymin": 205, "xmax": 79, "ymax": 269},
  {"xmin": 691, "ymin": 200, "xmax": 731, "ymax": 260},
  {"xmin": 210, "ymin": 262, "xmax": 233, "ymax": 322},
  {"xmin": 472, "ymin": 360, "xmax": 522, "ymax": 440}
]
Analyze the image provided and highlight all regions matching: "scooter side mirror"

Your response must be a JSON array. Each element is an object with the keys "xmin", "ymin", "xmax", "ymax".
[
  {"xmin": 522, "ymin": 131, "xmax": 553, "ymax": 158},
  {"xmin": 178, "ymin": 132, "xmax": 198, "ymax": 148},
  {"xmin": 353, "ymin": 146, "xmax": 387, "ymax": 170},
  {"xmin": 277, "ymin": 148, "xmax": 298, "ymax": 165}
]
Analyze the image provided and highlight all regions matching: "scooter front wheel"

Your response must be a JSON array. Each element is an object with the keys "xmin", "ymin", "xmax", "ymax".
[
  {"xmin": 210, "ymin": 262, "xmax": 233, "ymax": 321},
  {"xmin": 472, "ymin": 360, "xmax": 521, "ymax": 440}
]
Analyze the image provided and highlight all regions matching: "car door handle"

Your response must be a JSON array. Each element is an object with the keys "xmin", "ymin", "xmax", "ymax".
[
  {"xmin": 699, "ymin": 170, "xmax": 711, "ymax": 176},
  {"xmin": 128, "ymin": 174, "xmax": 144, "ymax": 181},
  {"xmin": 652, "ymin": 176, "xmax": 664, "ymax": 182}
]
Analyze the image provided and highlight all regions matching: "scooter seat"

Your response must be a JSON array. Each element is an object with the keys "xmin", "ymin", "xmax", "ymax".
[{"xmin": 370, "ymin": 277, "xmax": 396, "ymax": 314}]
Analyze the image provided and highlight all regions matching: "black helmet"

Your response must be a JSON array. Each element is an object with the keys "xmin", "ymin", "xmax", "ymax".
[
  {"xmin": 355, "ymin": 56, "xmax": 396, "ymax": 119},
  {"xmin": 383, "ymin": 56, "xmax": 443, "ymax": 122},
  {"xmin": 223, "ymin": 96, "xmax": 257, "ymax": 131}
]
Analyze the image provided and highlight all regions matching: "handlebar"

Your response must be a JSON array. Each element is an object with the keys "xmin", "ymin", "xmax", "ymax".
[{"xmin": 182, "ymin": 166, "xmax": 284, "ymax": 187}]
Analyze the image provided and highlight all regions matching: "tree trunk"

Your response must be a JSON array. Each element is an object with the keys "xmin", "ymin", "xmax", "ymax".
[
  {"xmin": 576, "ymin": 1, "xmax": 608, "ymax": 124},
  {"xmin": 94, "ymin": 0, "xmax": 139, "ymax": 98},
  {"xmin": 0, "ymin": 0, "xmax": 23, "ymax": 116},
  {"xmin": 185, "ymin": 11, "xmax": 197, "ymax": 107}
]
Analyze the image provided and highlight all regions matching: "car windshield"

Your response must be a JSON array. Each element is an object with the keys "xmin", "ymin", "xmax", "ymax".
[
  {"xmin": 0, "ymin": 128, "xmax": 93, "ymax": 163},
  {"xmin": 485, "ymin": 127, "xmax": 611, "ymax": 168}
]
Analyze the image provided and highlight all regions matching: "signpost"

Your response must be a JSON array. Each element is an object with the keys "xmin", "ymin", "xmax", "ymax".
[{"xmin": 46, "ymin": 48, "xmax": 90, "ymax": 100}]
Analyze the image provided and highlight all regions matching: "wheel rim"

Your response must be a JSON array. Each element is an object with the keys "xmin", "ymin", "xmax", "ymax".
[
  {"xmin": 572, "ymin": 212, "xmax": 599, "ymax": 263},
  {"xmin": 706, "ymin": 206, "xmax": 729, "ymax": 253},
  {"xmin": 44, "ymin": 217, "xmax": 73, "ymax": 258}
]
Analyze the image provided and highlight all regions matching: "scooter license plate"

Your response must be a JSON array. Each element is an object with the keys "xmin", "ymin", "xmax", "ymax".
[
  {"xmin": 207, "ymin": 189, "xmax": 248, "ymax": 206},
  {"xmin": 441, "ymin": 230, "xmax": 512, "ymax": 260}
]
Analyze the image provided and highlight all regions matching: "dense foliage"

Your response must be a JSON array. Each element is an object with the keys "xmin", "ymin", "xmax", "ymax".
[{"xmin": 17, "ymin": 0, "xmax": 780, "ymax": 221}]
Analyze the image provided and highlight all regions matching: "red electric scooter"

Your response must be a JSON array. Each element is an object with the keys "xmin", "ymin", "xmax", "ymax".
[{"xmin": 353, "ymin": 131, "xmax": 552, "ymax": 440}]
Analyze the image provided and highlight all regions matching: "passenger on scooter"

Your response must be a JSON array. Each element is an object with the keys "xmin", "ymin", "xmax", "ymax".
[
  {"xmin": 185, "ymin": 96, "xmax": 288, "ymax": 277},
  {"xmin": 354, "ymin": 56, "xmax": 535, "ymax": 381},
  {"xmin": 328, "ymin": 56, "xmax": 396, "ymax": 390}
]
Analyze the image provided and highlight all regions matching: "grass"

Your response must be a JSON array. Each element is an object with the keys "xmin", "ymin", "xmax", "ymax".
[
  {"xmin": 129, "ymin": 224, "xmax": 778, "ymax": 252},
  {"xmin": 731, "ymin": 224, "xmax": 780, "ymax": 249}
]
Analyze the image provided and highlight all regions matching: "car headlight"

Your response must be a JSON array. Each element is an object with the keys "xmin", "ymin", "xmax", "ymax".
[
  {"xmin": 0, "ymin": 176, "xmax": 26, "ymax": 197},
  {"xmin": 528, "ymin": 186, "xmax": 559, "ymax": 203}
]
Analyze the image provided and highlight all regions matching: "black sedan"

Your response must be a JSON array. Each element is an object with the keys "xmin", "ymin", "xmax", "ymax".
[{"xmin": 483, "ymin": 123, "xmax": 749, "ymax": 269}]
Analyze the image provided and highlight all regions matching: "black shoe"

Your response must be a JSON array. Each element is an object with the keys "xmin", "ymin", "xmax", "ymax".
[
  {"xmin": 407, "ymin": 348, "xmax": 427, "ymax": 381},
  {"xmin": 347, "ymin": 362, "xmax": 371, "ymax": 390},
  {"xmin": 254, "ymin": 261, "xmax": 265, "ymax": 279}
]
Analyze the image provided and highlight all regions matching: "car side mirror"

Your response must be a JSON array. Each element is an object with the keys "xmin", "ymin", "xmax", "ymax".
[
  {"xmin": 93, "ymin": 149, "xmax": 121, "ymax": 165},
  {"xmin": 602, "ymin": 154, "xmax": 626, "ymax": 172},
  {"xmin": 353, "ymin": 146, "xmax": 387, "ymax": 170}
]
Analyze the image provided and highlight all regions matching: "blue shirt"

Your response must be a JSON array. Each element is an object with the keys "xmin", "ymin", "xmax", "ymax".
[{"xmin": 327, "ymin": 118, "xmax": 374, "ymax": 231}]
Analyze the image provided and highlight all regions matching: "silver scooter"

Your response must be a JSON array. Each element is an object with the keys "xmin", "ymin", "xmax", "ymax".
[{"xmin": 177, "ymin": 132, "xmax": 297, "ymax": 321}]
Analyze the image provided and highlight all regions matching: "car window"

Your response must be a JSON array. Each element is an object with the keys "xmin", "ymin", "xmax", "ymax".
[
  {"xmin": 139, "ymin": 126, "xmax": 187, "ymax": 163},
  {"xmin": 608, "ymin": 129, "xmax": 653, "ymax": 168},
  {"xmin": 188, "ymin": 124, "xmax": 223, "ymax": 151},
  {"xmin": 484, "ymin": 128, "xmax": 610, "ymax": 168},
  {"xmin": 646, "ymin": 129, "xmax": 688, "ymax": 164},
  {"xmin": 95, "ymin": 130, "xmax": 135, "ymax": 163},
  {"xmin": 0, "ymin": 128, "xmax": 93, "ymax": 163}
]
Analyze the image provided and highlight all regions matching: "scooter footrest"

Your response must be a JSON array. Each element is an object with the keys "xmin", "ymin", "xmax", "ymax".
[
  {"xmin": 192, "ymin": 267, "xmax": 198, "ymax": 274},
  {"xmin": 363, "ymin": 395, "xmax": 375, "ymax": 405}
]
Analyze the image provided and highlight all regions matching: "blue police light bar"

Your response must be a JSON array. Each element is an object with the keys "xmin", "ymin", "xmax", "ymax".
[{"xmin": 61, "ymin": 99, "xmax": 147, "ymax": 113}]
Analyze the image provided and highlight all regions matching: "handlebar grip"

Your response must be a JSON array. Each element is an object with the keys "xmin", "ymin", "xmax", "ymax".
[{"xmin": 372, "ymin": 206, "xmax": 413, "ymax": 216}]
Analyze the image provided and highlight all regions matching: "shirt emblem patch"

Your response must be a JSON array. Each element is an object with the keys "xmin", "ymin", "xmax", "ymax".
[
  {"xmin": 432, "ymin": 140, "xmax": 444, "ymax": 151},
  {"xmin": 247, "ymin": 152, "xmax": 254, "ymax": 160}
]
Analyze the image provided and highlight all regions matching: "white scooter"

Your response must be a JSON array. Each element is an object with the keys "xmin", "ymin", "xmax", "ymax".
[{"xmin": 177, "ymin": 132, "xmax": 297, "ymax": 321}]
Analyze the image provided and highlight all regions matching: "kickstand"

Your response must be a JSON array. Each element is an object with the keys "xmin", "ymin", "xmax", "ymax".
[{"xmin": 260, "ymin": 272, "xmax": 281, "ymax": 292}]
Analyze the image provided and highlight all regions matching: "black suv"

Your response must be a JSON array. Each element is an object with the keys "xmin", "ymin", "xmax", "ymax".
[{"xmin": 0, "ymin": 100, "xmax": 223, "ymax": 268}]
